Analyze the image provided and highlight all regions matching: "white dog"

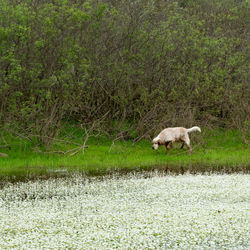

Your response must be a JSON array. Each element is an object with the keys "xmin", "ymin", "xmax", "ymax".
[{"xmin": 152, "ymin": 126, "xmax": 201, "ymax": 154}]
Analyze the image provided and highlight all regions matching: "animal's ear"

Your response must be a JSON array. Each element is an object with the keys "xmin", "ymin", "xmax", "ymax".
[{"xmin": 152, "ymin": 138, "xmax": 158, "ymax": 144}]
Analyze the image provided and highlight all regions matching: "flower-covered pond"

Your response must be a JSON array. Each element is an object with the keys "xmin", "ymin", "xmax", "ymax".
[{"xmin": 0, "ymin": 173, "xmax": 249, "ymax": 249}]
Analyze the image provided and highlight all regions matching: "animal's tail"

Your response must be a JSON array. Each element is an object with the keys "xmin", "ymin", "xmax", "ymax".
[{"xmin": 187, "ymin": 126, "xmax": 201, "ymax": 133}]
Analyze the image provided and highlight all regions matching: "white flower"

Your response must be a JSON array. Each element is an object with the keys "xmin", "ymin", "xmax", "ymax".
[{"xmin": 0, "ymin": 173, "xmax": 249, "ymax": 249}]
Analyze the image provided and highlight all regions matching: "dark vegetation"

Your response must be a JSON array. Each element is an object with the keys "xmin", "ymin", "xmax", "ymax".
[{"xmin": 0, "ymin": 0, "xmax": 249, "ymax": 155}]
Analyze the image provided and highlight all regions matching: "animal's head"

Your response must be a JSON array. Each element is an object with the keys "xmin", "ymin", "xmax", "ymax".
[{"xmin": 152, "ymin": 137, "xmax": 159, "ymax": 150}]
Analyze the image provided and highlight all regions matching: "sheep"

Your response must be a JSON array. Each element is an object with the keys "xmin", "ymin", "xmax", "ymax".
[{"xmin": 152, "ymin": 126, "xmax": 201, "ymax": 154}]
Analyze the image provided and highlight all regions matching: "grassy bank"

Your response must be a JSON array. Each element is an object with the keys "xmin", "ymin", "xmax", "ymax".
[{"xmin": 0, "ymin": 129, "xmax": 249, "ymax": 181}]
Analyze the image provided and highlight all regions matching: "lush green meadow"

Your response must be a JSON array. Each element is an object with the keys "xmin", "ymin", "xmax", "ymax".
[{"xmin": 0, "ymin": 129, "xmax": 249, "ymax": 181}]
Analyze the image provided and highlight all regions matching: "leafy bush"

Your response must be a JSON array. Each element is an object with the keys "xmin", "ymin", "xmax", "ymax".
[{"xmin": 0, "ymin": 0, "xmax": 249, "ymax": 143}]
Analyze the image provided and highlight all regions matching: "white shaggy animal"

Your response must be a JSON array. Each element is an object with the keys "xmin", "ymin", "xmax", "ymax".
[{"xmin": 152, "ymin": 126, "xmax": 201, "ymax": 154}]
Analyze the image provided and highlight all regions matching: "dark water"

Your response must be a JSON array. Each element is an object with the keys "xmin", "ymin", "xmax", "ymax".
[{"xmin": 0, "ymin": 164, "xmax": 249, "ymax": 187}]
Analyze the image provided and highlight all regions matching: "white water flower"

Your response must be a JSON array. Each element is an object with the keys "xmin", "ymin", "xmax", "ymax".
[{"xmin": 0, "ymin": 173, "xmax": 249, "ymax": 249}]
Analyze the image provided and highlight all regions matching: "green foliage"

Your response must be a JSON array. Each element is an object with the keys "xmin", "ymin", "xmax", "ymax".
[
  {"xmin": 0, "ymin": 0, "xmax": 249, "ymax": 143},
  {"xmin": 0, "ymin": 128, "xmax": 249, "ymax": 181}
]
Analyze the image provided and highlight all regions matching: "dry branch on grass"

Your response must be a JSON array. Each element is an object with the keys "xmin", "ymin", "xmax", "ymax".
[{"xmin": 0, "ymin": 152, "xmax": 8, "ymax": 157}]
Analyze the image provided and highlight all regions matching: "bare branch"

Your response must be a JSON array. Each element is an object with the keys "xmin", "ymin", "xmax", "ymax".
[{"xmin": 0, "ymin": 152, "xmax": 8, "ymax": 157}]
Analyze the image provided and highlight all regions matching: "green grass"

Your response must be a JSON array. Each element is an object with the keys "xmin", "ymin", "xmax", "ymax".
[{"xmin": 0, "ymin": 129, "xmax": 249, "ymax": 181}]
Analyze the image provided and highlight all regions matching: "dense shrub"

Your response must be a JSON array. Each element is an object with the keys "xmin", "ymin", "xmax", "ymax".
[{"xmin": 0, "ymin": 0, "xmax": 249, "ymax": 142}]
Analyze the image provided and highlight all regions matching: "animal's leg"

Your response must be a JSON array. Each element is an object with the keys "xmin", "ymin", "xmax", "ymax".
[
  {"xmin": 165, "ymin": 141, "xmax": 170, "ymax": 154},
  {"xmin": 165, "ymin": 141, "xmax": 172, "ymax": 154},
  {"xmin": 184, "ymin": 136, "xmax": 192, "ymax": 154},
  {"xmin": 180, "ymin": 142, "xmax": 185, "ymax": 149}
]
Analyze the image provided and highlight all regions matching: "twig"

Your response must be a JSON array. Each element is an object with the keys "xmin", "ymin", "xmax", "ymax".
[
  {"xmin": 31, "ymin": 135, "xmax": 82, "ymax": 146},
  {"xmin": 0, "ymin": 152, "xmax": 8, "ymax": 157},
  {"xmin": 0, "ymin": 144, "xmax": 11, "ymax": 149},
  {"xmin": 69, "ymin": 148, "xmax": 81, "ymax": 156},
  {"xmin": 109, "ymin": 134, "xmax": 125, "ymax": 152},
  {"xmin": 6, "ymin": 129, "xmax": 34, "ymax": 143}
]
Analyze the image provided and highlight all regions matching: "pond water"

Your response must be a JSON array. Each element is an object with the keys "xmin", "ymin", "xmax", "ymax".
[{"xmin": 0, "ymin": 173, "xmax": 249, "ymax": 249}]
